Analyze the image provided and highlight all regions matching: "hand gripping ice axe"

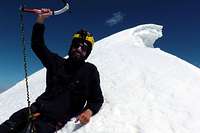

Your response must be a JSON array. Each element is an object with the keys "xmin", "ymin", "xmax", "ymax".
[{"xmin": 20, "ymin": 0, "xmax": 70, "ymax": 15}]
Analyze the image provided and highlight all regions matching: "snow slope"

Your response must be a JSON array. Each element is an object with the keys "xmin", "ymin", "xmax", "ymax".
[{"xmin": 1, "ymin": 24, "xmax": 200, "ymax": 133}]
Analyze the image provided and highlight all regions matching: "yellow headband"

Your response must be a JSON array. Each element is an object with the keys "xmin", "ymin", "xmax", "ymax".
[{"xmin": 73, "ymin": 33, "xmax": 94, "ymax": 46}]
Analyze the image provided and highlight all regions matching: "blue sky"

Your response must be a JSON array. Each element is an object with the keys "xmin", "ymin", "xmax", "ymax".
[{"xmin": 0, "ymin": 0, "xmax": 199, "ymax": 92}]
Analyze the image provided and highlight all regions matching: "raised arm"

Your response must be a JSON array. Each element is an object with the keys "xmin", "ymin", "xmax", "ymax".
[{"xmin": 31, "ymin": 9, "xmax": 56, "ymax": 68}]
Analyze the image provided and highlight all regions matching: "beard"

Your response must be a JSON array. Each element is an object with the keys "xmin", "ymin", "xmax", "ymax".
[{"xmin": 69, "ymin": 50, "xmax": 86, "ymax": 63}]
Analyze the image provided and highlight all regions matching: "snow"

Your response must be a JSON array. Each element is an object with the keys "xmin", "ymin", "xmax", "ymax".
[{"xmin": 1, "ymin": 24, "xmax": 200, "ymax": 133}]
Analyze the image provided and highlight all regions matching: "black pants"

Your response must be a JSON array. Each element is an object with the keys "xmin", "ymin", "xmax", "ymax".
[{"xmin": 0, "ymin": 108, "xmax": 59, "ymax": 133}]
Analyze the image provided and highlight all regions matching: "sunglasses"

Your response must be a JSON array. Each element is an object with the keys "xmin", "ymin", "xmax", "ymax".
[{"xmin": 72, "ymin": 39, "xmax": 90, "ymax": 51}]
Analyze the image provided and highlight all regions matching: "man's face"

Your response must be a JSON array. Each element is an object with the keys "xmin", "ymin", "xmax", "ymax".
[{"xmin": 69, "ymin": 39, "xmax": 89, "ymax": 61}]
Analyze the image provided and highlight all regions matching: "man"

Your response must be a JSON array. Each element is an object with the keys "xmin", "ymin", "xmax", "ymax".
[{"xmin": 0, "ymin": 9, "xmax": 104, "ymax": 133}]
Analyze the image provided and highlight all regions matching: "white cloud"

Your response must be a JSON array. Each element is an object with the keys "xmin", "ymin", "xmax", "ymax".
[{"xmin": 106, "ymin": 12, "xmax": 125, "ymax": 26}]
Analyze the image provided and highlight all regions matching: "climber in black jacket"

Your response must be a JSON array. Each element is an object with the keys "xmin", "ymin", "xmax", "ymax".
[{"xmin": 0, "ymin": 9, "xmax": 104, "ymax": 133}]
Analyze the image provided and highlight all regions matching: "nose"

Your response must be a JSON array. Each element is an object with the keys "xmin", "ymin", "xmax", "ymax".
[{"xmin": 77, "ymin": 45, "xmax": 82, "ymax": 51}]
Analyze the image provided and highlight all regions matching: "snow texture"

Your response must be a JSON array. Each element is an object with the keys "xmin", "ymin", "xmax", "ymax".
[{"xmin": 1, "ymin": 24, "xmax": 200, "ymax": 133}]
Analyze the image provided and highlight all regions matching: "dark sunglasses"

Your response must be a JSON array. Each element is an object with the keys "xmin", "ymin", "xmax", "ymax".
[{"xmin": 72, "ymin": 39, "xmax": 89, "ymax": 51}]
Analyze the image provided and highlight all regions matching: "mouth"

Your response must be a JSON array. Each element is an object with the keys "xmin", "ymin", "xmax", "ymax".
[{"xmin": 72, "ymin": 51, "xmax": 81, "ymax": 57}]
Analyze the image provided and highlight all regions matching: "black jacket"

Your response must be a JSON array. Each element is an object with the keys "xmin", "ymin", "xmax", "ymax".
[{"xmin": 31, "ymin": 23, "xmax": 104, "ymax": 122}]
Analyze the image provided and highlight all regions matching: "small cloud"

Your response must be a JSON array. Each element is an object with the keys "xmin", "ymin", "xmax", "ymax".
[{"xmin": 106, "ymin": 12, "xmax": 125, "ymax": 26}]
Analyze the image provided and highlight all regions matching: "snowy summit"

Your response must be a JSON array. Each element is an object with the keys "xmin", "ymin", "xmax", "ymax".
[{"xmin": 1, "ymin": 24, "xmax": 200, "ymax": 133}]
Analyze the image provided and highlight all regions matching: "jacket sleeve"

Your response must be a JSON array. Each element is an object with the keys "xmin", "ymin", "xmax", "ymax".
[
  {"xmin": 31, "ymin": 23, "xmax": 56, "ymax": 68},
  {"xmin": 84, "ymin": 66, "xmax": 104, "ymax": 115}
]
